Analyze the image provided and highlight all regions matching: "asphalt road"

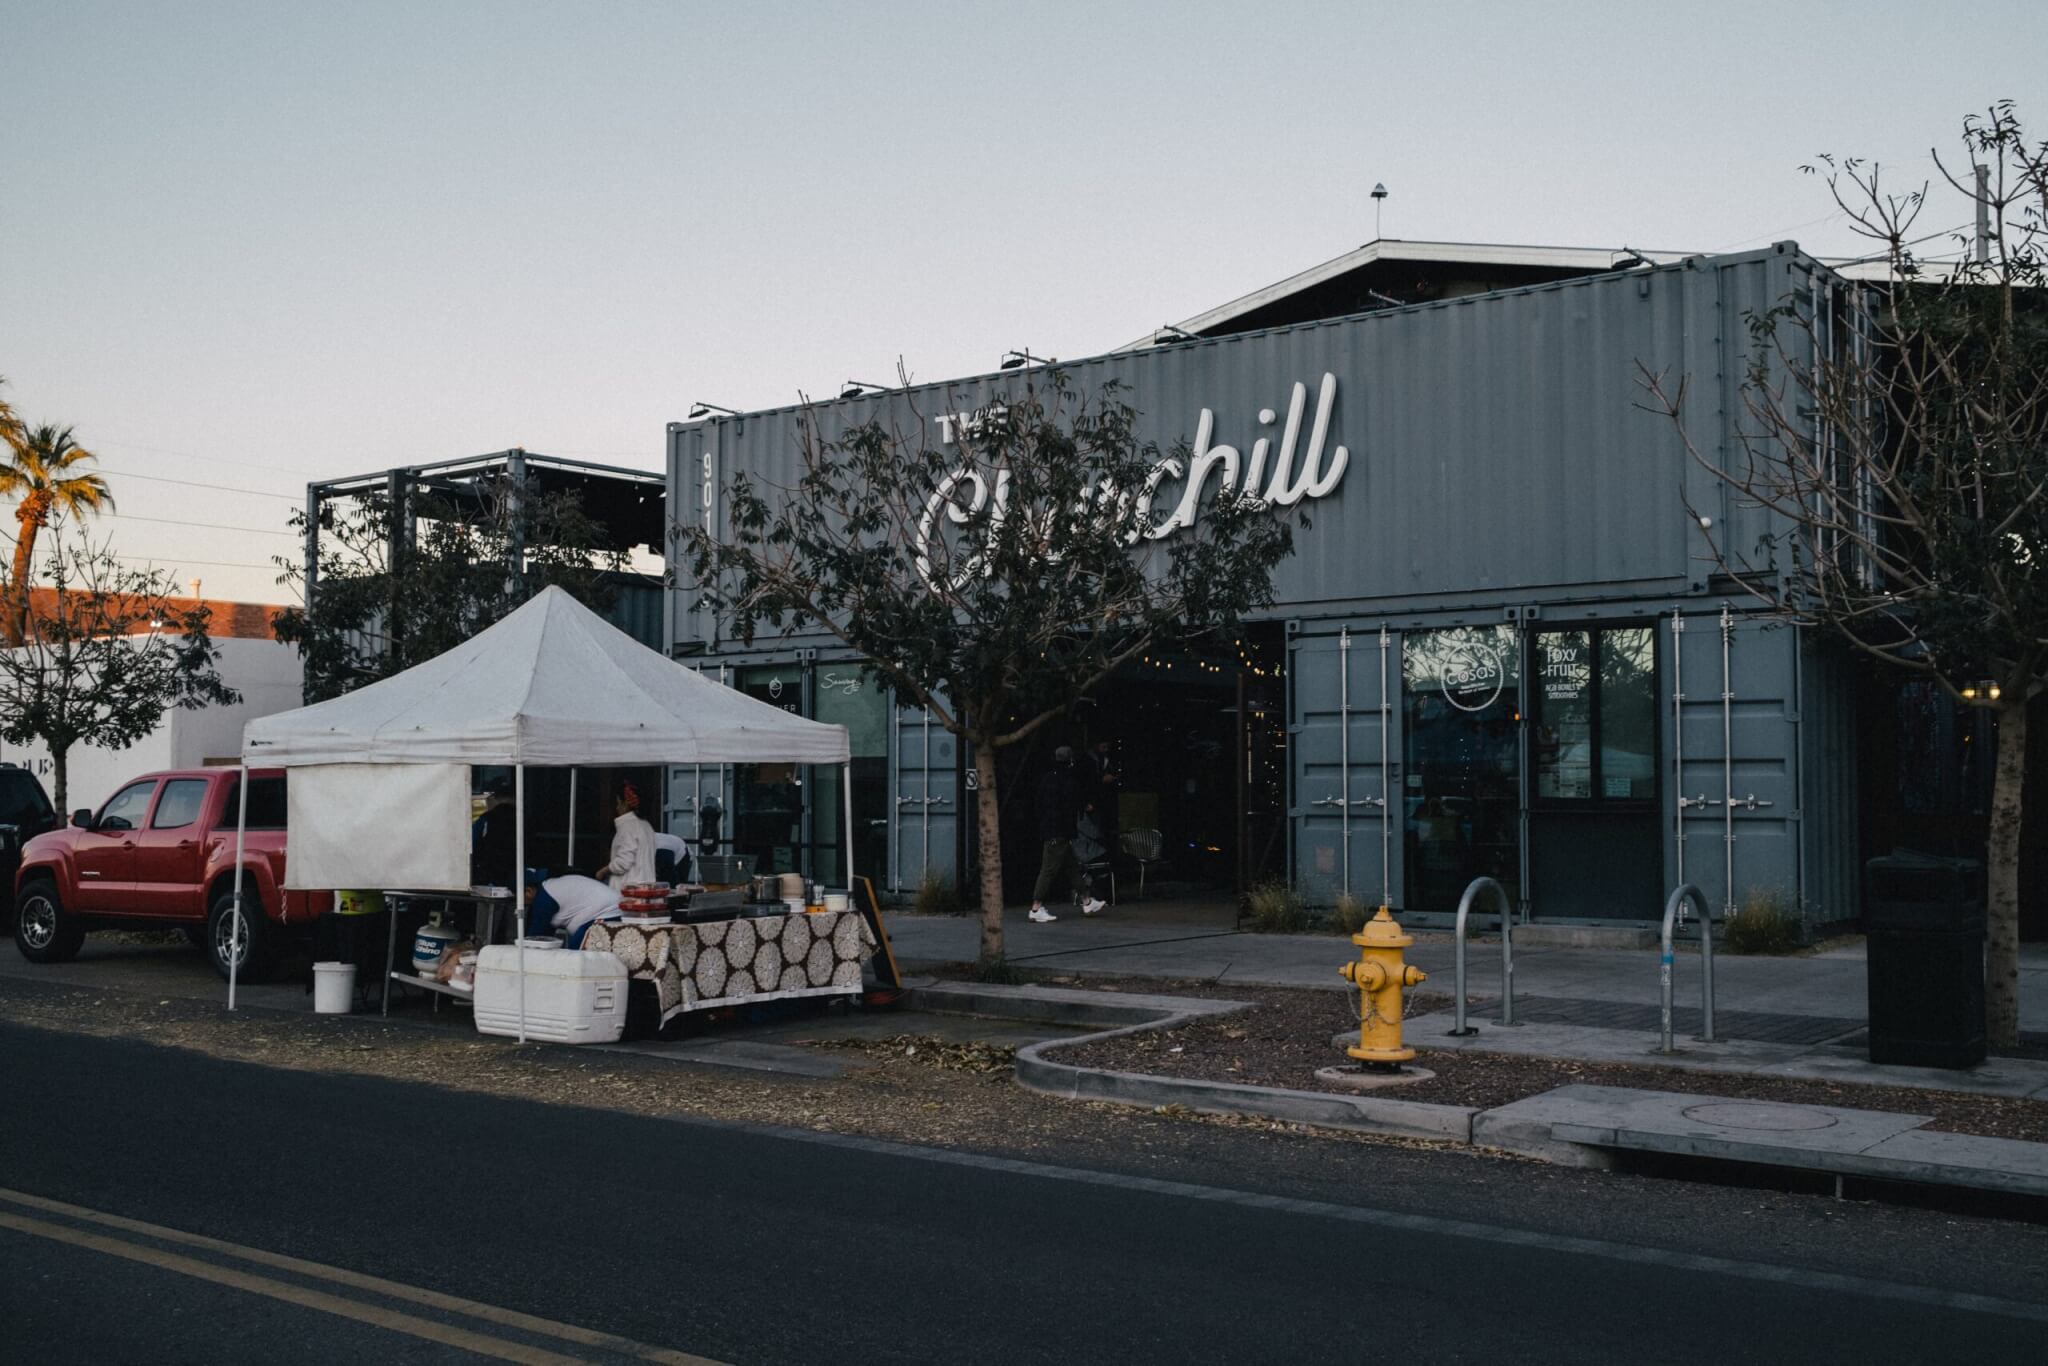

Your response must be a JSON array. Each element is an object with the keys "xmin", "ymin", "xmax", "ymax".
[{"xmin": 2, "ymin": 1023, "xmax": 2045, "ymax": 1365}]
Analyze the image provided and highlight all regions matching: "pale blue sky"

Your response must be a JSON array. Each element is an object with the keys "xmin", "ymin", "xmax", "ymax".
[{"xmin": 3, "ymin": 0, "xmax": 2041, "ymax": 600}]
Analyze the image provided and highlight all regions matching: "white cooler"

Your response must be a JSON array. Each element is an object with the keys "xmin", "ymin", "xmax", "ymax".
[{"xmin": 473, "ymin": 945, "xmax": 629, "ymax": 1044}]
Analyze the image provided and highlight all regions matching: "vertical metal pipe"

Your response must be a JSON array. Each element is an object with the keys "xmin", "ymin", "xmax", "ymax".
[
  {"xmin": 1379, "ymin": 625, "xmax": 1391, "ymax": 909},
  {"xmin": 844, "ymin": 761, "xmax": 855, "ymax": 892},
  {"xmin": 1975, "ymin": 163, "xmax": 1991, "ymax": 265},
  {"xmin": 229, "ymin": 764, "xmax": 249, "ymax": 1011},
  {"xmin": 1672, "ymin": 610, "xmax": 1686, "ymax": 888},
  {"xmin": 921, "ymin": 709, "xmax": 932, "ymax": 874},
  {"xmin": 515, "ymin": 762, "xmax": 527, "ymax": 1046},
  {"xmin": 566, "ymin": 767, "xmax": 577, "ymax": 867},
  {"xmin": 1339, "ymin": 628, "xmax": 1351, "ymax": 899},
  {"xmin": 1720, "ymin": 606, "xmax": 1736, "ymax": 920},
  {"xmin": 1515, "ymin": 619, "xmax": 1531, "ymax": 925},
  {"xmin": 1700, "ymin": 894, "xmax": 1716, "ymax": 1043}
]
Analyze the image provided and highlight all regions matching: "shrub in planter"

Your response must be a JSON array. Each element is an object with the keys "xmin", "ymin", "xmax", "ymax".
[
  {"xmin": 1331, "ymin": 894, "xmax": 1373, "ymax": 936},
  {"xmin": 1246, "ymin": 879, "xmax": 1307, "ymax": 934},
  {"xmin": 1723, "ymin": 888, "xmax": 1804, "ymax": 955}
]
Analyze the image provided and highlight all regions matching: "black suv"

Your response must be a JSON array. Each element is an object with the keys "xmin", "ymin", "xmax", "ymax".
[{"xmin": 0, "ymin": 764, "xmax": 59, "ymax": 931}]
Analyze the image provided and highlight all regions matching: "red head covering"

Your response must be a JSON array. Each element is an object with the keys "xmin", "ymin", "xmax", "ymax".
[{"xmin": 619, "ymin": 781, "xmax": 640, "ymax": 810}]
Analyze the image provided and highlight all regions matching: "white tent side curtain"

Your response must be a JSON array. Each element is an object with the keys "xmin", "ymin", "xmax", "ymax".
[{"xmin": 283, "ymin": 763, "xmax": 472, "ymax": 892}]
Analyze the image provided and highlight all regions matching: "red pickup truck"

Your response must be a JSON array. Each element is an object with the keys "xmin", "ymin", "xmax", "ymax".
[{"xmin": 12, "ymin": 768, "xmax": 321, "ymax": 981}]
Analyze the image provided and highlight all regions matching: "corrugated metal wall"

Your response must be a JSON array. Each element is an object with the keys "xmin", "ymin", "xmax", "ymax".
[{"xmin": 667, "ymin": 244, "xmax": 1846, "ymax": 917}]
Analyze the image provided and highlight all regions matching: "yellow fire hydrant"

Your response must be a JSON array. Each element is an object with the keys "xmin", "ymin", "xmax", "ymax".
[{"xmin": 1339, "ymin": 907, "xmax": 1427, "ymax": 1065}]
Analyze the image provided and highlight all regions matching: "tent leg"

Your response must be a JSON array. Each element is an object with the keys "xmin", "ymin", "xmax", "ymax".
[
  {"xmin": 843, "ymin": 761, "xmax": 854, "ymax": 893},
  {"xmin": 230, "ymin": 765, "xmax": 249, "ymax": 1011},
  {"xmin": 567, "ymin": 767, "xmax": 577, "ymax": 868},
  {"xmin": 515, "ymin": 762, "xmax": 527, "ymax": 1046}
]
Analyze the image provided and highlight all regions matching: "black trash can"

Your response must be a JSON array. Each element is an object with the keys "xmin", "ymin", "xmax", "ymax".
[{"xmin": 1864, "ymin": 850, "xmax": 1986, "ymax": 1069}]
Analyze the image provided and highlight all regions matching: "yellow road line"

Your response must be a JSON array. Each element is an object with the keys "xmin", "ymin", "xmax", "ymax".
[
  {"xmin": 0, "ymin": 1187, "xmax": 724, "ymax": 1366},
  {"xmin": 0, "ymin": 1209, "xmax": 593, "ymax": 1365}
]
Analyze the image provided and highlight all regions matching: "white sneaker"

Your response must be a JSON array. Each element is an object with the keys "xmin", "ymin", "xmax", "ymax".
[
  {"xmin": 1081, "ymin": 898, "xmax": 1107, "ymax": 916},
  {"xmin": 1028, "ymin": 906, "xmax": 1057, "ymax": 923}
]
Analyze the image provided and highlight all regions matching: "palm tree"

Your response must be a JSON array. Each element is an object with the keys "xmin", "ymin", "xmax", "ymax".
[
  {"xmin": 0, "ymin": 376, "xmax": 22, "ymax": 454},
  {"xmin": 0, "ymin": 423, "xmax": 114, "ymax": 646}
]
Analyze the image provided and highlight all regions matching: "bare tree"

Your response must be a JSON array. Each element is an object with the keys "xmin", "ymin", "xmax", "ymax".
[
  {"xmin": 678, "ymin": 375, "xmax": 1300, "ymax": 967},
  {"xmin": 1640, "ymin": 102, "xmax": 2047, "ymax": 1045}
]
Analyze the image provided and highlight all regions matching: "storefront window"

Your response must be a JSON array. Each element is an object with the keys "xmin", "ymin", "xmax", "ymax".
[{"xmin": 1533, "ymin": 625, "xmax": 1656, "ymax": 805}]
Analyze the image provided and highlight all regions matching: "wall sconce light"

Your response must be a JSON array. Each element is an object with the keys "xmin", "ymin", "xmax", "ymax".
[
  {"xmin": 688, "ymin": 402, "xmax": 741, "ymax": 420},
  {"xmin": 999, "ymin": 350, "xmax": 1050, "ymax": 370},
  {"xmin": 840, "ymin": 381, "xmax": 891, "ymax": 399}
]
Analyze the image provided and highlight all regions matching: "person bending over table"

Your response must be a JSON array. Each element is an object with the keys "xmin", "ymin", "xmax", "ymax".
[{"xmin": 525, "ymin": 872, "xmax": 621, "ymax": 948}]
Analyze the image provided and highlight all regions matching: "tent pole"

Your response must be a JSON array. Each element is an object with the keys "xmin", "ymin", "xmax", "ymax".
[
  {"xmin": 843, "ymin": 761, "xmax": 854, "ymax": 893},
  {"xmin": 515, "ymin": 762, "xmax": 527, "ymax": 1045},
  {"xmin": 230, "ymin": 764, "xmax": 249, "ymax": 1011},
  {"xmin": 566, "ymin": 767, "xmax": 577, "ymax": 867}
]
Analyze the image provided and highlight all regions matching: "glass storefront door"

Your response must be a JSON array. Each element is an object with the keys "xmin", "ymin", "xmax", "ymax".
[
  {"xmin": 812, "ymin": 665, "xmax": 889, "ymax": 886},
  {"xmin": 734, "ymin": 660, "xmax": 891, "ymax": 885},
  {"xmin": 1401, "ymin": 625, "xmax": 1522, "ymax": 914},
  {"xmin": 1528, "ymin": 624, "xmax": 1662, "ymax": 918},
  {"xmin": 735, "ymin": 664, "xmax": 807, "ymax": 876}
]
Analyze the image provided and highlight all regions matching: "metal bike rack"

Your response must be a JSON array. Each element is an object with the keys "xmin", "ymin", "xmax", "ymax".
[
  {"xmin": 1450, "ymin": 876, "xmax": 1516, "ymax": 1035},
  {"xmin": 1659, "ymin": 883, "xmax": 1716, "ymax": 1053}
]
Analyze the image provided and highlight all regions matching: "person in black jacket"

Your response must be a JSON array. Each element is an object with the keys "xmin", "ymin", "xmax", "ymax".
[{"xmin": 1029, "ymin": 746, "xmax": 1106, "ymax": 922}]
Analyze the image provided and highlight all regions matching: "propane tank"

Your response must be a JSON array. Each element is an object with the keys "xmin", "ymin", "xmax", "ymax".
[{"xmin": 412, "ymin": 910, "xmax": 464, "ymax": 979}]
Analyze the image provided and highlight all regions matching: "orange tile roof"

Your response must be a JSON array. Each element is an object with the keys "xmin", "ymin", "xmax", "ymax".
[{"xmin": 23, "ymin": 588, "xmax": 289, "ymax": 640}]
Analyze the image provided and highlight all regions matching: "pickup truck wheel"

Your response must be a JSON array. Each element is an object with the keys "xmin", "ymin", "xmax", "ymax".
[
  {"xmin": 14, "ymin": 880, "xmax": 84, "ymax": 964},
  {"xmin": 207, "ymin": 891, "xmax": 275, "ymax": 983}
]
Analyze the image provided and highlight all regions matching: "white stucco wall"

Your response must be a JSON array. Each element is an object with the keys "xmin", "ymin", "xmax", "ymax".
[{"xmin": 0, "ymin": 637, "xmax": 304, "ymax": 813}]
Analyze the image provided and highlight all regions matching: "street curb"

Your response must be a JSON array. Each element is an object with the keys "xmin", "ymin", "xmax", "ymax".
[{"xmin": 907, "ymin": 979, "xmax": 1480, "ymax": 1144}]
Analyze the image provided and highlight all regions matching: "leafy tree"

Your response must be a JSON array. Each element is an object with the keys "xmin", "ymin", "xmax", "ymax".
[
  {"xmin": 0, "ymin": 419, "xmax": 113, "ymax": 647},
  {"xmin": 1640, "ymin": 103, "xmax": 2047, "ymax": 1044},
  {"xmin": 679, "ymin": 376, "xmax": 1300, "ymax": 966},
  {"xmin": 0, "ymin": 530, "xmax": 239, "ymax": 813},
  {"xmin": 273, "ymin": 475, "xmax": 630, "ymax": 701}
]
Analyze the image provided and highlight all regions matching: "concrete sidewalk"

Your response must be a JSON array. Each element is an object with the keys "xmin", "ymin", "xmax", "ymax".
[{"xmin": 885, "ymin": 906, "xmax": 2048, "ymax": 1037}]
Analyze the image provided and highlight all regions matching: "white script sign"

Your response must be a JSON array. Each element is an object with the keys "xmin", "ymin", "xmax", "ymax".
[{"xmin": 916, "ymin": 373, "xmax": 1349, "ymax": 588}]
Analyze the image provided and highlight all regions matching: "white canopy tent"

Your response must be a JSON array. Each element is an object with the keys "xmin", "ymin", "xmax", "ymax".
[{"xmin": 231, "ymin": 586, "xmax": 851, "ymax": 1036}]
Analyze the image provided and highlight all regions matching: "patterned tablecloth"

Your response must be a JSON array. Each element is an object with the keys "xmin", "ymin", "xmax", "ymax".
[{"xmin": 581, "ymin": 909, "xmax": 876, "ymax": 1021}]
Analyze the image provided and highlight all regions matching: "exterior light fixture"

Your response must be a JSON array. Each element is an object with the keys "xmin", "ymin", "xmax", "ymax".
[
  {"xmin": 999, "ymin": 351, "xmax": 1050, "ymax": 370},
  {"xmin": 688, "ymin": 402, "xmax": 741, "ymax": 420},
  {"xmin": 1961, "ymin": 679, "xmax": 1999, "ymax": 701},
  {"xmin": 840, "ymin": 381, "xmax": 891, "ymax": 399},
  {"xmin": 1153, "ymin": 325, "xmax": 1199, "ymax": 345}
]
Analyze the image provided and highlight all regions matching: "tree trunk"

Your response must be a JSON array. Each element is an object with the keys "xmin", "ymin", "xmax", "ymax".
[
  {"xmin": 973, "ymin": 742, "xmax": 1006, "ymax": 965},
  {"xmin": 5, "ymin": 511, "xmax": 37, "ymax": 647},
  {"xmin": 1986, "ymin": 697, "xmax": 2026, "ymax": 1048},
  {"xmin": 51, "ymin": 744, "xmax": 68, "ymax": 821}
]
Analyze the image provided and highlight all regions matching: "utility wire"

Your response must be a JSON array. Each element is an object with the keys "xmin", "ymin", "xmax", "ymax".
[
  {"xmin": 98, "ymin": 467, "xmax": 302, "ymax": 501},
  {"xmin": 88, "ymin": 437, "xmax": 311, "ymax": 478},
  {"xmin": 105, "ymin": 511, "xmax": 297, "ymax": 537}
]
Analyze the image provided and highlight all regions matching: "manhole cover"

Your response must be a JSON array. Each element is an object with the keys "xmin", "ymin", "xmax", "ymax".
[{"xmin": 1680, "ymin": 1101, "xmax": 1838, "ymax": 1132}]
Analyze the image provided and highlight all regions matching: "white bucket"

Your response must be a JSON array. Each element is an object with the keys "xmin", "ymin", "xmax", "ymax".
[
  {"xmin": 312, "ymin": 962, "xmax": 356, "ymax": 1014},
  {"xmin": 823, "ymin": 893, "xmax": 850, "ymax": 913}
]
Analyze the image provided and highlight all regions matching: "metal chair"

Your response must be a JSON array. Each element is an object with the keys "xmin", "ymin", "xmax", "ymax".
[
  {"xmin": 1120, "ymin": 829, "xmax": 1164, "ymax": 900},
  {"xmin": 1076, "ymin": 818, "xmax": 1116, "ymax": 906}
]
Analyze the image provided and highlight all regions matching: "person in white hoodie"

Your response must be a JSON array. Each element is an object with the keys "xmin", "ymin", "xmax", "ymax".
[{"xmin": 594, "ymin": 781, "xmax": 658, "ymax": 891}]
